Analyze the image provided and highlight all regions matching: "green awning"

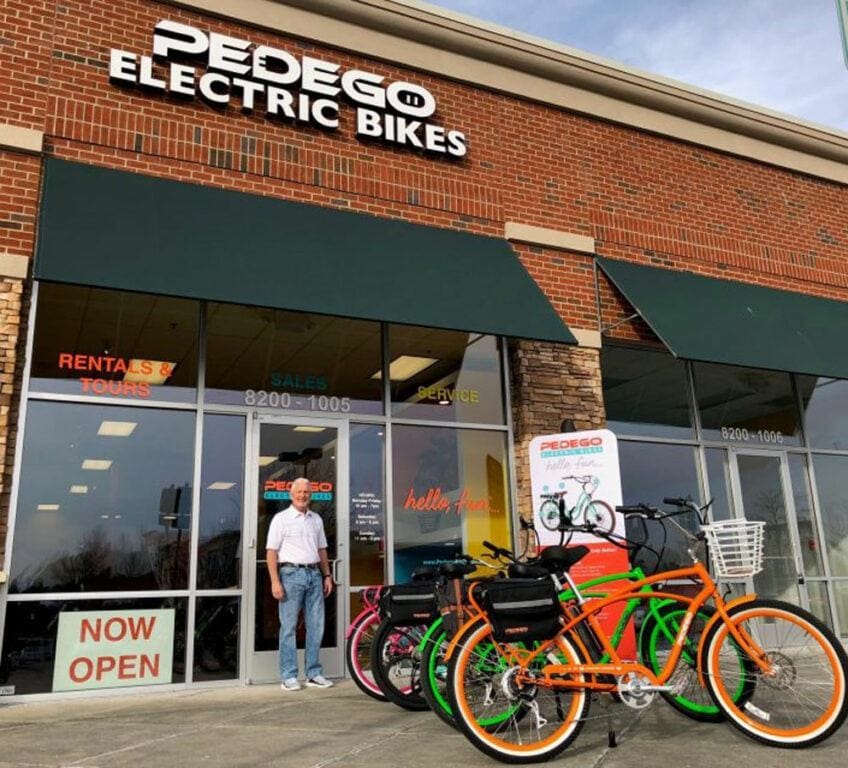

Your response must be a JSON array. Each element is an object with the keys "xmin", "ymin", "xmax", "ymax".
[
  {"xmin": 35, "ymin": 159, "xmax": 574, "ymax": 344},
  {"xmin": 597, "ymin": 256, "xmax": 848, "ymax": 378}
]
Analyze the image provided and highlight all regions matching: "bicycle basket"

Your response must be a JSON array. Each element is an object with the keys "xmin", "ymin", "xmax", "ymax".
[
  {"xmin": 480, "ymin": 578, "xmax": 562, "ymax": 643},
  {"xmin": 380, "ymin": 582, "xmax": 438, "ymax": 625},
  {"xmin": 701, "ymin": 519, "xmax": 765, "ymax": 579}
]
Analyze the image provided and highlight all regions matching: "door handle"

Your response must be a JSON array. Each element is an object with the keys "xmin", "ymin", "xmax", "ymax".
[{"xmin": 331, "ymin": 559, "xmax": 341, "ymax": 585}]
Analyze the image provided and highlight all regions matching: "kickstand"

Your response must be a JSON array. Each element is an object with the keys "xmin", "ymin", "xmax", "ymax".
[{"xmin": 596, "ymin": 694, "xmax": 617, "ymax": 748}]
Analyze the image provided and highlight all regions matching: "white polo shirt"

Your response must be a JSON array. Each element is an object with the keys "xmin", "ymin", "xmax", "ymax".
[{"xmin": 265, "ymin": 505, "xmax": 328, "ymax": 564}]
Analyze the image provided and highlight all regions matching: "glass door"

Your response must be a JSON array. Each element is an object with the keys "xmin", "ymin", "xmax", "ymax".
[
  {"xmin": 728, "ymin": 449, "xmax": 808, "ymax": 609},
  {"xmin": 246, "ymin": 416, "xmax": 348, "ymax": 682}
]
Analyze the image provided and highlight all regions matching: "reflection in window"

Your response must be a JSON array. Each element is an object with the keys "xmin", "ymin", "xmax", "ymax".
[
  {"xmin": 349, "ymin": 424, "xmax": 385, "ymax": 586},
  {"xmin": 787, "ymin": 454, "xmax": 824, "ymax": 578},
  {"xmin": 388, "ymin": 326, "xmax": 505, "ymax": 424},
  {"xmin": 735, "ymin": 454, "xmax": 799, "ymax": 604},
  {"xmin": 832, "ymin": 581, "xmax": 848, "ymax": 639},
  {"xmin": 617, "ymin": 441, "xmax": 700, "ymax": 573},
  {"xmin": 797, "ymin": 376, "xmax": 848, "ymax": 450},
  {"xmin": 9, "ymin": 402, "xmax": 196, "ymax": 593},
  {"xmin": 811, "ymin": 455, "xmax": 848, "ymax": 578},
  {"xmin": 805, "ymin": 581, "xmax": 834, "ymax": 632},
  {"xmin": 30, "ymin": 283, "xmax": 198, "ymax": 402},
  {"xmin": 193, "ymin": 596, "xmax": 239, "ymax": 681},
  {"xmin": 198, "ymin": 415, "xmax": 245, "ymax": 589},
  {"xmin": 391, "ymin": 425, "xmax": 511, "ymax": 581},
  {"xmin": 693, "ymin": 362, "xmax": 802, "ymax": 445},
  {"xmin": 601, "ymin": 346, "xmax": 693, "ymax": 439},
  {"xmin": 205, "ymin": 304, "xmax": 382, "ymax": 413},
  {"xmin": 704, "ymin": 448, "xmax": 733, "ymax": 522},
  {"xmin": 0, "ymin": 597, "xmax": 187, "ymax": 695}
]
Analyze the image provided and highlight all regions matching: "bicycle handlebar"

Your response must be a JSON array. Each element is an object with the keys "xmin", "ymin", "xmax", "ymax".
[{"xmin": 482, "ymin": 540, "xmax": 515, "ymax": 561}]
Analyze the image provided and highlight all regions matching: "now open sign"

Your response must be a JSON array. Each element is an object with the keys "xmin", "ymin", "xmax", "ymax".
[{"xmin": 52, "ymin": 609, "xmax": 175, "ymax": 692}]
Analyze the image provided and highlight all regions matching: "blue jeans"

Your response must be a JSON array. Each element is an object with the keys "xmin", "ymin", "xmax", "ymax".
[{"xmin": 278, "ymin": 566, "xmax": 325, "ymax": 681}]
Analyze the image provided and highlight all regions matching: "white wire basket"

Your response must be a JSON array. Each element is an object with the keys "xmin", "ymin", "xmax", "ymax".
[{"xmin": 701, "ymin": 519, "xmax": 765, "ymax": 579}]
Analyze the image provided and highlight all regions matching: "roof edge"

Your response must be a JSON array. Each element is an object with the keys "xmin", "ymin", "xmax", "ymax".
[{"xmin": 169, "ymin": 0, "xmax": 848, "ymax": 183}]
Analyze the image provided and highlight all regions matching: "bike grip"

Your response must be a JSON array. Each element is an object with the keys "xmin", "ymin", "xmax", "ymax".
[
  {"xmin": 482, "ymin": 540, "xmax": 498, "ymax": 554},
  {"xmin": 663, "ymin": 497, "xmax": 687, "ymax": 506}
]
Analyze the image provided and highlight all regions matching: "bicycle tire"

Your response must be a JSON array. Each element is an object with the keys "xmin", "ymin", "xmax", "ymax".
[
  {"xmin": 703, "ymin": 598, "xmax": 848, "ymax": 747},
  {"xmin": 582, "ymin": 500, "xmax": 615, "ymax": 534},
  {"xmin": 639, "ymin": 602, "xmax": 739, "ymax": 721},
  {"xmin": 419, "ymin": 618, "xmax": 458, "ymax": 727},
  {"xmin": 345, "ymin": 610, "xmax": 387, "ymax": 701},
  {"xmin": 448, "ymin": 622, "xmax": 589, "ymax": 763},
  {"xmin": 370, "ymin": 619, "xmax": 430, "ymax": 711},
  {"xmin": 538, "ymin": 499, "xmax": 561, "ymax": 532}
]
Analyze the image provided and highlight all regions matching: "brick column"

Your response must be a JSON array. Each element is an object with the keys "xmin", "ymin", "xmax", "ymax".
[{"xmin": 509, "ymin": 340, "xmax": 606, "ymax": 552}]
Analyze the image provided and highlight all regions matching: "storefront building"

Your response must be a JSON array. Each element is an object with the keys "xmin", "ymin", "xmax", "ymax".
[{"xmin": 1, "ymin": 0, "xmax": 847, "ymax": 696}]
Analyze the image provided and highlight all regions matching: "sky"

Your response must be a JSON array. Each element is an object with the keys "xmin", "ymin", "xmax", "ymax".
[{"xmin": 422, "ymin": 0, "xmax": 848, "ymax": 132}]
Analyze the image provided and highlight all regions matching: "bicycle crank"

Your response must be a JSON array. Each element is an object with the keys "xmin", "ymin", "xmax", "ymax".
[{"xmin": 616, "ymin": 673, "xmax": 673, "ymax": 710}]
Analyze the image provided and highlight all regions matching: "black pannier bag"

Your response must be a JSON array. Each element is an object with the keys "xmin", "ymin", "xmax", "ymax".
[
  {"xmin": 380, "ymin": 582, "xmax": 439, "ymax": 625},
  {"xmin": 481, "ymin": 578, "xmax": 563, "ymax": 643}
]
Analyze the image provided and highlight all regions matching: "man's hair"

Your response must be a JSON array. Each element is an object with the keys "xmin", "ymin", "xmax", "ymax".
[{"xmin": 291, "ymin": 477, "xmax": 311, "ymax": 492}]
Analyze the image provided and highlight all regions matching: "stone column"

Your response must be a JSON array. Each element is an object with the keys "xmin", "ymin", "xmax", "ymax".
[{"xmin": 509, "ymin": 340, "xmax": 606, "ymax": 553}]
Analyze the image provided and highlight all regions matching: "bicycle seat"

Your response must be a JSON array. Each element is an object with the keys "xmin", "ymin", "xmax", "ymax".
[
  {"xmin": 438, "ymin": 561, "xmax": 477, "ymax": 578},
  {"xmin": 411, "ymin": 566, "xmax": 438, "ymax": 581},
  {"xmin": 507, "ymin": 562, "xmax": 549, "ymax": 579},
  {"xmin": 537, "ymin": 545, "xmax": 590, "ymax": 572}
]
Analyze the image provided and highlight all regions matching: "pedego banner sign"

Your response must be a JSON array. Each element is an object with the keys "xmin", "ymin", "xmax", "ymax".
[{"xmin": 529, "ymin": 429, "xmax": 635, "ymax": 656}]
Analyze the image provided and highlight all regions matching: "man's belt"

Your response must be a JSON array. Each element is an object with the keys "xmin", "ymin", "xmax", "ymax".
[{"xmin": 280, "ymin": 562, "xmax": 321, "ymax": 570}]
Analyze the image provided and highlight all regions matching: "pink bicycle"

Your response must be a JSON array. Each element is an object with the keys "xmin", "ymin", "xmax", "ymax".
[{"xmin": 346, "ymin": 585, "xmax": 387, "ymax": 701}]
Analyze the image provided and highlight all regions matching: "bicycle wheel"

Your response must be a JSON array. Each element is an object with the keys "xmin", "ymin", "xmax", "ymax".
[
  {"xmin": 370, "ymin": 619, "xmax": 430, "ymax": 711},
  {"xmin": 539, "ymin": 500, "xmax": 561, "ymax": 532},
  {"xmin": 640, "ymin": 602, "xmax": 741, "ymax": 722},
  {"xmin": 582, "ymin": 500, "xmax": 615, "ymax": 534},
  {"xmin": 448, "ymin": 622, "xmax": 589, "ymax": 763},
  {"xmin": 704, "ymin": 599, "xmax": 848, "ymax": 747},
  {"xmin": 345, "ymin": 610, "xmax": 387, "ymax": 701},
  {"xmin": 420, "ymin": 619, "xmax": 457, "ymax": 727}
]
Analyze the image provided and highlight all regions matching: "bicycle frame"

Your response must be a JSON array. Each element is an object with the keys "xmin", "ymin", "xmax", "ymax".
[
  {"xmin": 345, "ymin": 586, "xmax": 384, "ymax": 640},
  {"xmin": 457, "ymin": 561, "xmax": 773, "ymax": 693}
]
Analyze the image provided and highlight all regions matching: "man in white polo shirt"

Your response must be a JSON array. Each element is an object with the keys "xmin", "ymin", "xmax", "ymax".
[{"xmin": 266, "ymin": 477, "xmax": 334, "ymax": 691}]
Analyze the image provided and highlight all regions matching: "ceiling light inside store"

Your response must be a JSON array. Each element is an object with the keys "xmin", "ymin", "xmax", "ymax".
[
  {"xmin": 82, "ymin": 459, "xmax": 112, "ymax": 470},
  {"xmin": 98, "ymin": 420, "xmax": 137, "ymax": 437},
  {"xmin": 207, "ymin": 482, "xmax": 236, "ymax": 490},
  {"xmin": 123, "ymin": 360, "xmax": 176, "ymax": 385},
  {"xmin": 69, "ymin": 485, "xmax": 89, "ymax": 494},
  {"xmin": 293, "ymin": 426, "xmax": 326, "ymax": 433},
  {"xmin": 37, "ymin": 504, "xmax": 60, "ymax": 511},
  {"xmin": 259, "ymin": 456, "xmax": 277, "ymax": 467},
  {"xmin": 371, "ymin": 356, "xmax": 438, "ymax": 381}
]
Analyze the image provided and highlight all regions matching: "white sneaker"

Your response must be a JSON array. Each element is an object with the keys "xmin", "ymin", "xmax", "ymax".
[
  {"xmin": 281, "ymin": 678, "xmax": 301, "ymax": 691},
  {"xmin": 306, "ymin": 675, "xmax": 334, "ymax": 688}
]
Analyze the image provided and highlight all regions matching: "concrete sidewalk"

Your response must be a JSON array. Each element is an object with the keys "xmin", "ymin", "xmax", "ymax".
[{"xmin": 0, "ymin": 681, "xmax": 845, "ymax": 768}]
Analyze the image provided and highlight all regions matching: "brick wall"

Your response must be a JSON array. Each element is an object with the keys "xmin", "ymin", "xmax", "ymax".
[{"xmin": 2, "ymin": 0, "xmax": 848, "ymax": 563}]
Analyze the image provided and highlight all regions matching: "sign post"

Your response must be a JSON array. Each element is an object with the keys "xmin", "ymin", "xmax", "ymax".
[{"xmin": 838, "ymin": 0, "xmax": 848, "ymax": 69}]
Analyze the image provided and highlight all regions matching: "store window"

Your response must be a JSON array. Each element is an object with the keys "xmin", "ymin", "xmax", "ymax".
[
  {"xmin": 197, "ymin": 415, "xmax": 245, "ymax": 589},
  {"xmin": 193, "ymin": 596, "xmax": 239, "ymax": 681},
  {"xmin": 388, "ymin": 326, "xmax": 505, "ymax": 425},
  {"xmin": 811, "ymin": 454, "xmax": 848, "ymax": 577},
  {"xmin": 0, "ymin": 597, "xmax": 187, "ymax": 695},
  {"xmin": 797, "ymin": 376, "xmax": 848, "ymax": 450},
  {"xmin": 8, "ymin": 401, "xmax": 196, "ymax": 593},
  {"xmin": 692, "ymin": 362, "xmax": 802, "ymax": 446},
  {"xmin": 601, "ymin": 346, "xmax": 693, "ymax": 439},
  {"xmin": 29, "ymin": 283, "xmax": 199, "ymax": 403},
  {"xmin": 391, "ymin": 425, "xmax": 511, "ymax": 581},
  {"xmin": 703, "ymin": 448, "xmax": 734, "ymax": 521},
  {"xmin": 617, "ymin": 441, "xmax": 700, "ymax": 573},
  {"xmin": 787, "ymin": 454, "xmax": 825, "ymax": 578},
  {"xmin": 349, "ymin": 424, "xmax": 386, "ymax": 586},
  {"xmin": 204, "ymin": 304, "xmax": 382, "ymax": 413}
]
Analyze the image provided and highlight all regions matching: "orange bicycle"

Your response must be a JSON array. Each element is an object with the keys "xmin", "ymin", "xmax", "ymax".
[{"xmin": 446, "ymin": 498, "xmax": 848, "ymax": 763}]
